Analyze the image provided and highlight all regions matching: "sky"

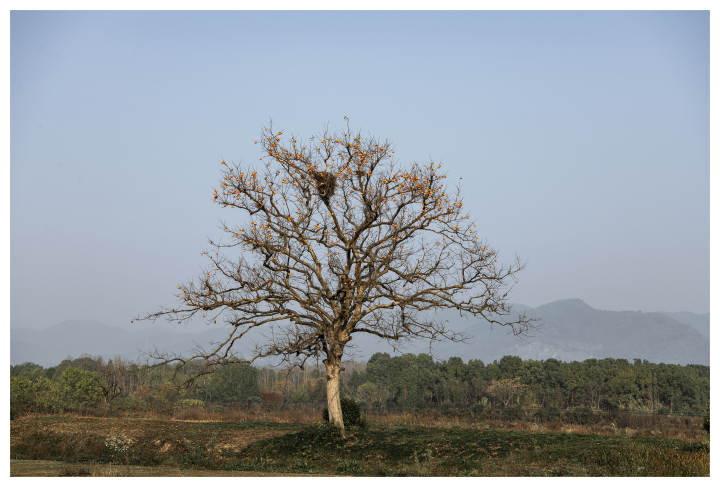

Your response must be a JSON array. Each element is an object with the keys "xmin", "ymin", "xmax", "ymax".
[{"xmin": 10, "ymin": 10, "xmax": 709, "ymax": 332}]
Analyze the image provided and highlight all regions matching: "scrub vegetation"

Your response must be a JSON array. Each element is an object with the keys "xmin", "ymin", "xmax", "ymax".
[
  {"xmin": 10, "ymin": 354, "xmax": 709, "ymax": 476},
  {"xmin": 11, "ymin": 415, "xmax": 708, "ymax": 476}
]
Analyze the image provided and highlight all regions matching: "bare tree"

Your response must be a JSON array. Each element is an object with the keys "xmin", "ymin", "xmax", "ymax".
[
  {"xmin": 142, "ymin": 121, "xmax": 530, "ymax": 436},
  {"xmin": 98, "ymin": 357, "xmax": 143, "ymax": 406}
]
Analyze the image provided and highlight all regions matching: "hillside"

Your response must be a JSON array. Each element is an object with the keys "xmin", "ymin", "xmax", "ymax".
[
  {"xmin": 348, "ymin": 299, "xmax": 709, "ymax": 365},
  {"xmin": 10, "ymin": 299, "xmax": 709, "ymax": 366}
]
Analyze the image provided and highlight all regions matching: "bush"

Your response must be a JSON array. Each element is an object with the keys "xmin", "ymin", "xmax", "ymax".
[
  {"xmin": 111, "ymin": 395, "xmax": 149, "ymax": 412},
  {"xmin": 199, "ymin": 362, "xmax": 260, "ymax": 403},
  {"xmin": 11, "ymin": 377, "xmax": 34, "ymax": 419},
  {"xmin": 288, "ymin": 388, "xmax": 311, "ymax": 403},
  {"xmin": 501, "ymin": 407, "xmax": 525, "ymax": 421},
  {"xmin": 600, "ymin": 398, "xmax": 620, "ymax": 414},
  {"xmin": 534, "ymin": 406, "xmax": 561, "ymax": 423},
  {"xmin": 470, "ymin": 404, "xmax": 486, "ymax": 417},
  {"xmin": 703, "ymin": 403, "xmax": 709, "ymax": 433},
  {"xmin": 11, "ymin": 376, "xmax": 62, "ymax": 418},
  {"xmin": 322, "ymin": 398, "xmax": 365, "ymax": 427},
  {"xmin": 568, "ymin": 407, "xmax": 596, "ymax": 425},
  {"xmin": 59, "ymin": 368, "xmax": 104, "ymax": 411},
  {"xmin": 32, "ymin": 377, "xmax": 62, "ymax": 413}
]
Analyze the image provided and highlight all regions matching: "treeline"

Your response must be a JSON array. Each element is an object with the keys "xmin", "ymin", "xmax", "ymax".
[
  {"xmin": 10, "ymin": 356, "xmax": 324, "ymax": 418},
  {"xmin": 345, "ymin": 354, "xmax": 709, "ymax": 415},
  {"xmin": 10, "ymin": 353, "xmax": 709, "ymax": 418}
]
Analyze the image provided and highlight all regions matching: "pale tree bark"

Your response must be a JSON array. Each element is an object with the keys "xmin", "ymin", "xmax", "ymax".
[{"xmin": 324, "ymin": 360, "xmax": 345, "ymax": 435}]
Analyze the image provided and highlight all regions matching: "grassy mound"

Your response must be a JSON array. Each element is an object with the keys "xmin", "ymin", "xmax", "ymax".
[
  {"xmin": 11, "ymin": 416, "xmax": 709, "ymax": 476},
  {"xmin": 229, "ymin": 424, "xmax": 708, "ymax": 476}
]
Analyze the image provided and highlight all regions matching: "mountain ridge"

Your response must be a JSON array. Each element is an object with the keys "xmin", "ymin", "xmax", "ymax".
[{"xmin": 11, "ymin": 298, "xmax": 709, "ymax": 367}]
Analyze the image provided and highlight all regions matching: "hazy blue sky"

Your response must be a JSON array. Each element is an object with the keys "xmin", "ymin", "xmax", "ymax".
[{"xmin": 11, "ymin": 11, "xmax": 709, "ymax": 331}]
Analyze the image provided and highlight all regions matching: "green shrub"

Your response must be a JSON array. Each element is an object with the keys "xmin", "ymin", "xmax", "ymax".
[
  {"xmin": 501, "ymin": 407, "xmax": 525, "ymax": 421},
  {"xmin": 199, "ymin": 362, "xmax": 260, "ymax": 403},
  {"xmin": 59, "ymin": 368, "xmax": 104, "ymax": 411},
  {"xmin": 703, "ymin": 403, "xmax": 709, "ymax": 433},
  {"xmin": 11, "ymin": 376, "xmax": 62, "ymax": 418},
  {"xmin": 31, "ymin": 377, "xmax": 62, "ymax": 413},
  {"xmin": 322, "ymin": 398, "xmax": 364, "ymax": 427},
  {"xmin": 111, "ymin": 395, "xmax": 149, "ymax": 412},
  {"xmin": 470, "ymin": 404, "xmax": 486, "ymax": 417},
  {"xmin": 568, "ymin": 407, "xmax": 597, "ymax": 425},
  {"xmin": 534, "ymin": 406, "xmax": 561, "ymax": 423},
  {"xmin": 288, "ymin": 388, "xmax": 311, "ymax": 403},
  {"xmin": 11, "ymin": 377, "xmax": 34, "ymax": 419},
  {"xmin": 11, "ymin": 363, "xmax": 46, "ymax": 381},
  {"xmin": 600, "ymin": 398, "xmax": 620, "ymax": 414}
]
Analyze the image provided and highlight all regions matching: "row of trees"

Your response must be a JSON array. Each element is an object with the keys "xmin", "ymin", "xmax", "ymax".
[
  {"xmin": 10, "ymin": 357, "xmax": 261, "ymax": 418},
  {"xmin": 10, "ymin": 353, "xmax": 709, "ymax": 418},
  {"xmin": 345, "ymin": 354, "xmax": 709, "ymax": 414}
]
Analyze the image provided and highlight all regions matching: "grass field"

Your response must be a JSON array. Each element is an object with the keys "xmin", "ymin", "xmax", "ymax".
[
  {"xmin": 10, "ymin": 460, "xmax": 322, "ymax": 477},
  {"xmin": 10, "ymin": 415, "xmax": 709, "ymax": 476}
]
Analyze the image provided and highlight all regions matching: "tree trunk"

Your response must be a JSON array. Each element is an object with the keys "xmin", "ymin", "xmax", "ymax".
[{"xmin": 324, "ymin": 360, "xmax": 345, "ymax": 438}]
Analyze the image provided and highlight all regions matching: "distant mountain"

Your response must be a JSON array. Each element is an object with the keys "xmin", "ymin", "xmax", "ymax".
[
  {"xmin": 10, "ymin": 320, "xmax": 253, "ymax": 367},
  {"xmin": 10, "ymin": 299, "xmax": 709, "ymax": 367},
  {"xmin": 346, "ymin": 298, "xmax": 709, "ymax": 365},
  {"xmin": 662, "ymin": 311, "xmax": 709, "ymax": 339}
]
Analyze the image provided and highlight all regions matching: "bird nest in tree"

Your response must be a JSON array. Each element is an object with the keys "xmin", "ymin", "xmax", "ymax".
[{"xmin": 311, "ymin": 170, "xmax": 337, "ymax": 204}]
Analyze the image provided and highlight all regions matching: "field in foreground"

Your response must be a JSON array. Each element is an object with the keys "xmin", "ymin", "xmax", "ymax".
[
  {"xmin": 10, "ymin": 459, "xmax": 319, "ymax": 477},
  {"xmin": 11, "ymin": 415, "xmax": 709, "ymax": 476}
]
